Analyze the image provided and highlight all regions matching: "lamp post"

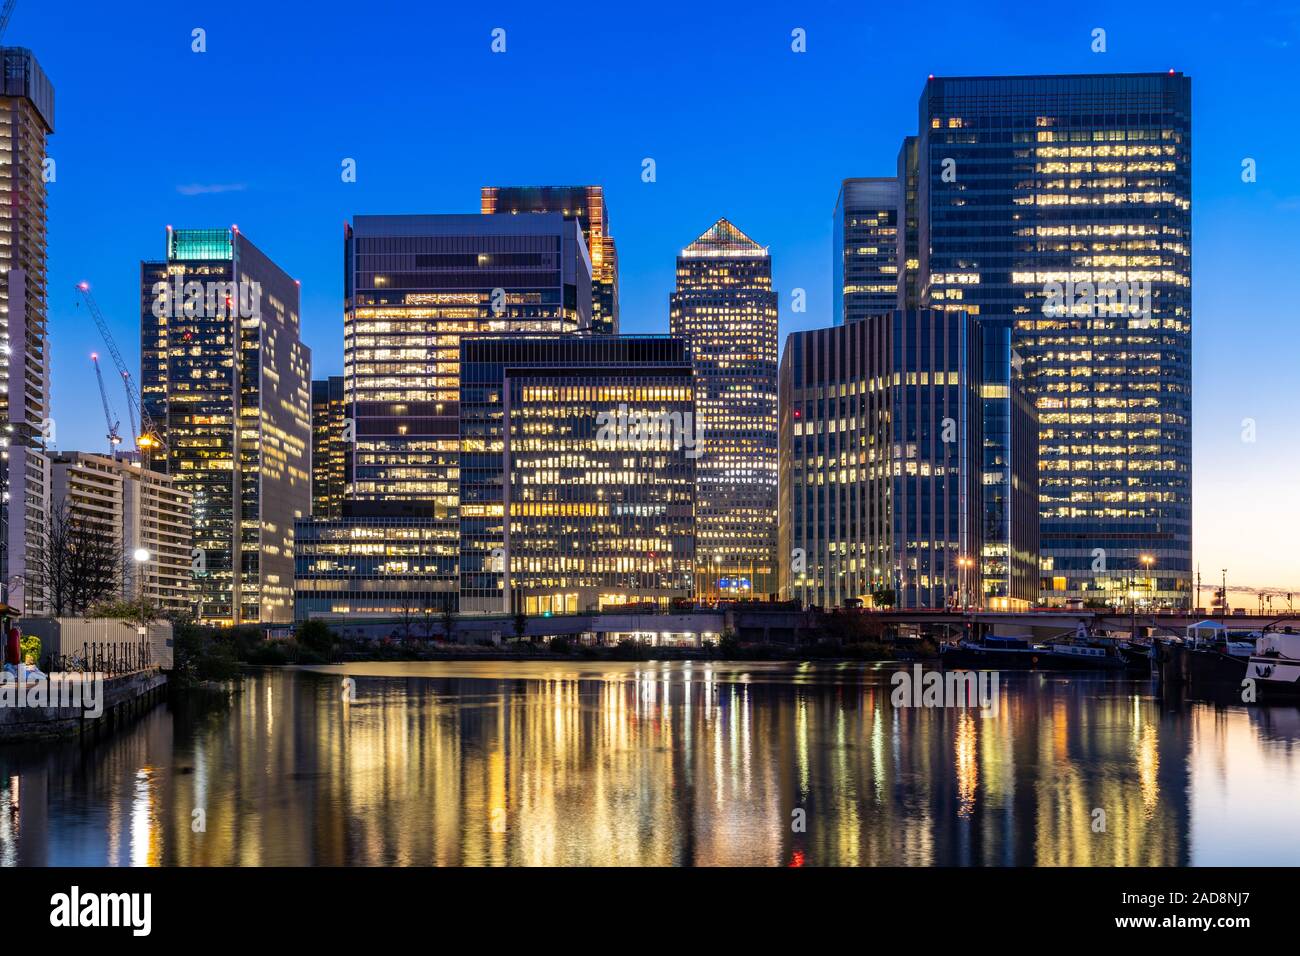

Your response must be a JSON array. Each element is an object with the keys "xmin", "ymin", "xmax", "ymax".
[
  {"xmin": 133, "ymin": 547, "xmax": 150, "ymax": 637},
  {"xmin": 1140, "ymin": 554, "xmax": 1154, "ymax": 609},
  {"xmin": 1130, "ymin": 554, "xmax": 1153, "ymax": 642},
  {"xmin": 956, "ymin": 556, "xmax": 973, "ymax": 612}
]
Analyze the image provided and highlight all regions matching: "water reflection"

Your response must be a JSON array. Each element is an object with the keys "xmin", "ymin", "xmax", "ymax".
[{"xmin": 0, "ymin": 661, "xmax": 1297, "ymax": 866}]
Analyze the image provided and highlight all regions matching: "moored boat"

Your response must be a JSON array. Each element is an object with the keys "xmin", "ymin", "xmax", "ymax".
[
  {"xmin": 1245, "ymin": 631, "xmax": 1300, "ymax": 699},
  {"xmin": 939, "ymin": 634, "xmax": 1044, "ymax": 669}
]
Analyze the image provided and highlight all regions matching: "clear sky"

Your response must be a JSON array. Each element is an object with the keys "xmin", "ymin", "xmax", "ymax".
[{"xmin": 24, "ymin": 0, "xmax": 1300, "ymax": 599}]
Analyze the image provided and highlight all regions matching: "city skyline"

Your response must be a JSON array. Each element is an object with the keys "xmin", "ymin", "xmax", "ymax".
[{"xmin": 21, "ymin": 2, "xmax": 1300, "ymax": 597}]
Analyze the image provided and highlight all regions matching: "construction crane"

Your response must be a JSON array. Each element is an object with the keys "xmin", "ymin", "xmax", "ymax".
[
  {"xmin": 75, "ymin": 282, "xmax": 166, "ymax": 461},
  {"xmin": 0, "ymin": 0, "xmax": 17, "ymax": 44},
  {"xmin": 90, "ymin": 353, "xmax": 122, "ymax": 454}
]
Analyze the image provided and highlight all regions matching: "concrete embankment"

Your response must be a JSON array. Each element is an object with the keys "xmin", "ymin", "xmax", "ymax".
[{"xmin": 0, "ymin": 670, "xmax": 168, "ymax": 742}]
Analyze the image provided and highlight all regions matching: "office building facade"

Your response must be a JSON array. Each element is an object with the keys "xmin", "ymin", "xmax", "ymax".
[
  {"xmin": 669, "ymin": 219, "xmax": 778, "ymax": 600},
  {"xmin": 917, "ymin": 72, "xmax": 1192, "ymax": 607},
  {"xmin": 482, "ymin": 185, "xmax": 618, "ymax": 334},
  {"xmin": 294, "ymin": 213, "xmax": 591, "ymax": 620},
  {"xmin": 141, "ymin": 227, "xmax": 312, "ymax": 624},
  {"xmin": 833, "ymin": 178, "xmax": 901, "ymax": 325},
  {"xmin": 311, "ymin": 376, "xmax": 347, "ymax": 520},
  {"xmin": 459, "ymin": 336, "xmax": 696, "ymax": 616},
  {"xmin": 0, "ymin": 48, "xmax": 54, "ymax": 615},
  {"xmin": 779, "ymin": 310, "xmax": 988, "ymax": 610}
]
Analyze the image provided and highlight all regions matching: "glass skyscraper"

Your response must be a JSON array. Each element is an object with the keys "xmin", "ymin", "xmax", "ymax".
[
  {"xmin": 294, "ymin": 213, "xmax": 591, "ymax": 620},
  {"xmin": 458, "ymin": 336, "xmax": 695, "ymax": 615},
  {"xmin": 669, "ymin": 219, "xmax": 778, "ymax": 600},
  {"xmin": 481, "ymin": 186, "xmax": 618, "ymax": 334},
  {"xmin": 833, "ymin": 178, "xmax": 900, "ymax": 325},
  {"xmin": 141, "ymin": 227, "xmax": 312, "ymax": 624},
  {"xmin": 917, "ymin": 72, "xmax": 1192, "ymax": 607}
]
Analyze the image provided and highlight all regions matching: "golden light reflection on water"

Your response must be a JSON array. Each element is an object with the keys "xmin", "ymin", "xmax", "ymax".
[{"xmin": 2, "ymin": 662, "xmax": 1300, "ymax": 866}]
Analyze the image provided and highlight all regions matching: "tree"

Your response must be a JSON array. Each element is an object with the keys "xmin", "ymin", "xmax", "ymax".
[
  {"xmin": 29, "ymin": 501, "xmax": 123, "ymax": 616},
  {"xmin": 296, "ymin": 620, "xmax": 336, "ymax": 659},
  {"xmin": 398, "ymin": 591, "xmax": 417, "ymax": 642},
  {"xmin": 92, "ymin": 597, "xmax": 162, "ymax": 631},
  {"xmin": 419, "ymin": 592, "xmax": 440, "ymax": 643},
  {"xmin": 441, "ymin": 604, "xmax": 457, "ymax": 643},
  {"xmin": 871, "ymin": 587, "xmax": 896, "ymax": 610},
  {"xmin": 512, "ymin": 612, "xmax": 528, "ymax": 644}
]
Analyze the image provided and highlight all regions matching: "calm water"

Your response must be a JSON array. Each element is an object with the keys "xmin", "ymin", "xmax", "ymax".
[{"xmin": 1, "ymin": 661, "xmax": 1298, "ymax": 866}]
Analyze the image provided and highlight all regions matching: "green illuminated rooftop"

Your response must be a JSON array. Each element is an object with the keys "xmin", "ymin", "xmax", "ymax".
[{"xmin": 167, "ymin": 228, "xmax": 234, "ymax": 261}]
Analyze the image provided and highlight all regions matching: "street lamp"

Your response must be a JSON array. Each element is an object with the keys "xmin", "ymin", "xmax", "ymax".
[
  {"xmin": 132, "ymin": 548, "xmax": 150, "ymax": 636},
  {"xmin": 1139, "ymin": 554, "xmax": 1154, "ymax": 609},
  {"xmin": 956, "ymin": 556, "xmax": 973, "ymax": 611}
]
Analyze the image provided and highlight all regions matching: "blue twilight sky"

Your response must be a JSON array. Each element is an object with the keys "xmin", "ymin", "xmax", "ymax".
[{"xmin": 23, "ymin": 0, "xmax": 1300, "ymax": 595}]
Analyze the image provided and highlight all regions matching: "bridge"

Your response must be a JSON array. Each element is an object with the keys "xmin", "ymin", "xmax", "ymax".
[{"xmin": 307, "ymin": 605, "xmax": 1300, "ymax": 646}]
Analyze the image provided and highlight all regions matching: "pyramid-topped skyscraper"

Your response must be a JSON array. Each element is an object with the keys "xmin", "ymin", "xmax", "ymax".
[{"xmin": 670, "ymin": 218, "xmax": 778, "ymax": 600}]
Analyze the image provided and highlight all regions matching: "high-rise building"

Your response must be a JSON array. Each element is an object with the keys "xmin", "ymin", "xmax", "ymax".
[
  {"xmin": 917, "ymin": 72, "xmax": 1192, "ymax": 607},
  {"xmin": 48, "ymin": 452, "xmax": 194, "ymax": 615},
  {"xmin": 833, "ymin": 178, "xmax": 900, "ymax": 325},
  {"xmin": 294, "ymin": 213, "xmax": 591, "ymax": 620},
  {"xmin": 896, "ymin": 136, "xmax": 921, "ymax": 311},
  {"xmin": 669, "ymin": 219, "xmax": 778, "ymax": 600},
  {"xmin": 141, "ymin": 227, "xmax": 312, "ymax": 624},
  {"xmin": 311, "ymin": 376, "xmax": 347, "ymax": 520},
  {"xmin": 977, "ymin": 319, "xmax": 1040, "ymax": 609},
  {"xmin": 0, "ymin": 48, "xmax": 54, "ymax": 615},
  {"xmin": 482, "ymin": 186, "xmax": 618, "ymax": 334},
  {"xmin": 459, "ymin": 336, "xmax": 696, "ymax": 615},
  {"xmin": 779, "ymin": 310, "xmax": 994, "ymax": 609}
]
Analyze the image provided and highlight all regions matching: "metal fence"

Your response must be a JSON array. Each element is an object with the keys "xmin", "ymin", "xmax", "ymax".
[{"xmin": 45, "ymin": 638, "xmax": 153, "ymax": 676}]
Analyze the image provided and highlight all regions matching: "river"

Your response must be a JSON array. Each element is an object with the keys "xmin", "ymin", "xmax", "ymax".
[{"xmin": 1, "ymin": 661, "xmax": 1297, "ymax": 866}]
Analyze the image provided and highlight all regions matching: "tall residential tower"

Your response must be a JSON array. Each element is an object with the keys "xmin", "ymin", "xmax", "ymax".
[{"xmin": 0, "ymin": 48, "xmax": 54, "ymax": 614}]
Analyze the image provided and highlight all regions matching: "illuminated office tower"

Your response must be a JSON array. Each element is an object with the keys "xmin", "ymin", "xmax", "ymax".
[
  {"xmin": 310, "ymin": 376, "xmax": 347, "ymax": 519},
  {"xmin": 833, "ymin": 178, "xmax": 900, "ymax": 325},
  {"xmin": 779, "ymin": 310, "xmax": 987, "ymax": 610},
  {"xmin": 459, "ymin": 336, "xmax": 695, "ymax": 615},
  {"xmin": 141, "ymin": 227, "xmax": 312, "ymax": 624},
  {"xmin": 0, "ymin": 49, "xmax": 54, "ymax": 614},
  {"xmin": 482, "ymin": 186, "xmax": 618, "ymax": 334},
  {"xmin": 917, "ymin": 73, "xmax": 1192, "ymax": 607},
  {"xmin": 293, "ymin": 213, "xmax": 591, "ymax": 620},
  {"xmin": 669, "ymin": 219, "xmax": 778, "ymax": 599}
]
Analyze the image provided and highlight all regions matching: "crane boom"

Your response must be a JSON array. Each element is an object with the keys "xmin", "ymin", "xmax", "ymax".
[
  {"xmin": 122, "ymin": 370, "xmax": 139, "ymax": 445},
  {"xmin": 75, "ymin": 282, "xmax": 166, "ymax": 458},
  {"xmin": 0, "ymin": 0, "xmax": 16, "ymax": 43},
  {"xmin": 90, "ymin": 353, "xmax": 122, "ymax": 454}
]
